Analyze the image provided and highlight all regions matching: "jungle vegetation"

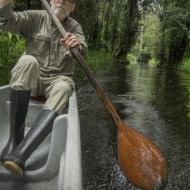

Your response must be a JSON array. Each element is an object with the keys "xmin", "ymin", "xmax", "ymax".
[{"xmin": 1, "ymin": 0, "xmax": 190, "ymax": 71}]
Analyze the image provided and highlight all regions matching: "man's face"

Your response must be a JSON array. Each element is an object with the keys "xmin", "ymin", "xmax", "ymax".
[{"xmin": 50, "ymin": 0, "xmax": 76, "ymax": 21}]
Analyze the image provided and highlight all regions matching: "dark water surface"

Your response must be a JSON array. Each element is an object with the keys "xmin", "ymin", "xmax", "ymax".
[{"xmin": 74, "ymin": 63, "xmax": 190, "ymax": 190}]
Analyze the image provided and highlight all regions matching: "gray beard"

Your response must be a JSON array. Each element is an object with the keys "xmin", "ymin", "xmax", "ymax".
[{"xmin": 53, "ymin": 8, "xmax": 66, "ymax": 22}]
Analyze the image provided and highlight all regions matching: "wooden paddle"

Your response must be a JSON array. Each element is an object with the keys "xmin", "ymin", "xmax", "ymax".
[{"xmin": 41, "ymin": 0, "xmax": 168, "ymax": 189}]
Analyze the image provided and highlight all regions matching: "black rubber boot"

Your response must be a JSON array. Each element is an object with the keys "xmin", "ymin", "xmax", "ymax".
[
  {"xmin": 0, "ymin": 89, "xmax": 31, "ymax": 164},
  {"xmin": 4, "ymin": 110, "xmax": 58, "ymax": 176}
]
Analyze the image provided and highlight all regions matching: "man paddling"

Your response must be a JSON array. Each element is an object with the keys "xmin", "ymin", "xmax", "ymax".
[{"xmin": 0, "ymin": 0, "xmax": 87, "ymax": 176}]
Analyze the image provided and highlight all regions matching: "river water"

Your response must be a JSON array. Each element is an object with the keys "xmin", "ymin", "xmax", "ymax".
[{"xmin": 74, "ymin": 62, "xmax": 190, "ymax": 190}]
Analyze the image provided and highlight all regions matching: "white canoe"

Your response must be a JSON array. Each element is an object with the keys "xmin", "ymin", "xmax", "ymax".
[{"xmin": 0, "ymin": 85, "xmax": 82, "ymax": 190}]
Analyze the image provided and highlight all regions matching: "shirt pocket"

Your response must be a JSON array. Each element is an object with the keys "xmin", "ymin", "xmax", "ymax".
[
  {"xmin": 28, "ymin": 32, "xmax": 50, "ymax": 56},
  {"xmin": 57, "ymin": 43, "xmax": 72, "ymax": 62},
  {"xmin": 57, "ymin": 42, "xmax": 71, "ymax": 58}
]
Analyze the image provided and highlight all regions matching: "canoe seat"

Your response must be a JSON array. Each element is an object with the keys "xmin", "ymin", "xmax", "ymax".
[{"xmin": 30, "ymin": 96, "xmax": 47, "ymax": 101}]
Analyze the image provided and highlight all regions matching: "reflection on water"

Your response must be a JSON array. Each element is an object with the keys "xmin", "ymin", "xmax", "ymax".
[{"xmin": 75, "ymin": 63, "xmax": 190, "ymax": 190}]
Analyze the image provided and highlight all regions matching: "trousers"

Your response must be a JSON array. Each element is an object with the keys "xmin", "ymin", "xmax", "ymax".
[{"xmin": 10, "ymin": 55, "xmax": 75, "ymax": 115}]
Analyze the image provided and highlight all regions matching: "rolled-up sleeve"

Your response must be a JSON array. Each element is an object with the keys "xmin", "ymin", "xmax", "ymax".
[
  {"xmin": 0, "ymin": 3, "xmax": 12, "ymax": 25},
  {"xmin": 0, "ymin": 3, "xmax": 28, "ymax": 36},
  {"xmin": 72, "ymin": 23, "xmax": 88, "ymax": 57}
]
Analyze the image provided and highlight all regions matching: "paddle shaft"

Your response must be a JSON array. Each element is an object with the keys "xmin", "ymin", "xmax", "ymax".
[{"xmin": 41, "ymin": 0, "xmax": 123, "ymax": 129}]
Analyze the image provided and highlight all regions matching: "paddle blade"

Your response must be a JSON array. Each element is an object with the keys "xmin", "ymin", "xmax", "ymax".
[{"xmin": 118, "ymin": 124, "xmax": 167, "ymax": 190}]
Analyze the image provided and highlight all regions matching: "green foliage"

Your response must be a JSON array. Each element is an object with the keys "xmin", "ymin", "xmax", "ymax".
[
  {"xmin": 132, "ymin": 1, "xmax": 190, "ymax": 66},
  {"xmin": 0, "ymin": 67, "xmax": 11, "ymax": 86},
  {"xmin": 187, "ymin": 89, "xmax": 190, "ymax": 119},
  {"xmin": 2, "ymin": 0, "xmax": 190, "ymax": 72},
  {"xmin": 74, "ymin": 50, "xmax": 114, "ymax": 80},
  {"xmin": 132, "ymin": 12, "xmax": 162, "ymax": 62},
  {"xmin": 148, "ymin": 58, "xmax": 158, "ymax": 67},
  {"xmin": 86, "ymin": 50, "xmax": 113, "ymax": 65},
  {"xmin": 0, "ymin": 30, "xmax": 25, "ymax": 68},
  {"xmin": 84, "ymin": 50, "xmax": 114, "ymax": 73},
  {"xmin": 180, "ymin": 58, "xmax": 190, "ymax": 73},
  {"xmin": 13, "ymin": 0, "xmax": 42, "ymax": 10},
  {"xmin": 0, "ymin": 30, "xmax": 25, "ymax": 86},
  {"xmin": 73, "ymin": 0, "xmax": 156, "ymax": 59},
  {"xmin": 126, "ymin": 53, "xmax": 136, "ymax": 63},
  {"xmin": 143, "ymin": 14, "xmax": 162, "ymax": 58},
  {"xmin": 180, "ymin": 59, "xmax": 190, "ymax": 119},
  {"xmin": 163, "ymin": 5, "xmax": 190, "ymax": 44},
  {"xmin": 159, "ymin": 1, "xmax": 190, "ymax": 64}
]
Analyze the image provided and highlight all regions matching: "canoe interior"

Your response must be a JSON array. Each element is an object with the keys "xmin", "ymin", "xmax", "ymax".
[{"xmin": 0, "ymin": 85, "xmax": 82, "ymax": 190}]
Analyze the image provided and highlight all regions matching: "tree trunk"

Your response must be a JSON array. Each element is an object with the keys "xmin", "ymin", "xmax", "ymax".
[
  {"xmin": 168, "ymin": 34, "xmax": 187, "ymax": 66},
  {"xmin": 117, "ymin": 0, "xmax": 138, "ymax": 59}
]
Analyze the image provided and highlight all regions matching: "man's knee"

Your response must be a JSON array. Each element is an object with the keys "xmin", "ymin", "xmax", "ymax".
[
  {"xmin": 52, "ymin": 82, "xmax": 72, "ymax": 97},
  {"xmin": 44, "ymin": 81, "xmax": 73, "ymax": 115},
  {"xmin": 10, "ymin": 55, "xmax": 39, "ymax": 90},
  {"xmin": 17, "ymin": 55, "xmax": 39, "ymax": 71}
]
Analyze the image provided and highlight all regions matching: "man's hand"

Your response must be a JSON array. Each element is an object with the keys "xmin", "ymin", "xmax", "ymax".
[
  {"xmin": 60, "ymin": 32, "xmax": 81, "ymax": 50},
  {"xmin": 60, "ymin": 32, "xmax": 84, "ymax": 53}
]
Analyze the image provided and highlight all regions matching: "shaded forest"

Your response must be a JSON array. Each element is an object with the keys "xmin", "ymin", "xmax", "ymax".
[{"xmin": 5, "ymin": 0, "xmax": 190, "ymax": 68}]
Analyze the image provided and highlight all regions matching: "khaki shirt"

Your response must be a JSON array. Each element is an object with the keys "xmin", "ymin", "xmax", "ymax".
[{"xmin": 0, "ymin": 3, "xmax": 87, "ymax": 77}]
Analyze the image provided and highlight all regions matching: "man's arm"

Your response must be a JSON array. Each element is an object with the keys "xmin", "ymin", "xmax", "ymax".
[
  {"xmin": 0, "ymin": 1, "xmax": 30, "ymax": 36},
  {"xmin": 0, "ymin": 0, "xmax": 12, "ymax": 7}
]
